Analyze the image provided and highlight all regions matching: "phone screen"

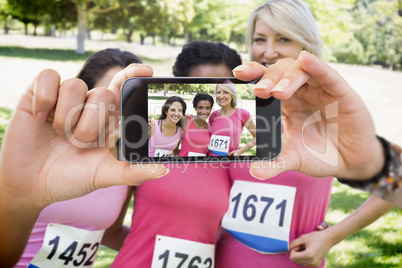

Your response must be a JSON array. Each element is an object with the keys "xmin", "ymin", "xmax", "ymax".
[{"xmin": 121, "ymin": 77, "xmax": 281, "ymax": 163}]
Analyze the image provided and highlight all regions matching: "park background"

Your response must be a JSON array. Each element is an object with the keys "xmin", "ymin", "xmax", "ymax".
[{"xmin": 0, "ymin": 0, "xmax": 401, "ymax": 267}]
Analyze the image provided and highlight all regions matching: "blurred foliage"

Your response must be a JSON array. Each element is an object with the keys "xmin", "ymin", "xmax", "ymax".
[
  {"xmin": 1, "ymin": 0, "xmax": 402, "ymax": 68},
  {"xmin": 148, "ymin": 83, "xmax": 255, "ymax": 100},
  {"xmin": 0, "ymin": 107, "xmax": 13, "ymax": 148}
]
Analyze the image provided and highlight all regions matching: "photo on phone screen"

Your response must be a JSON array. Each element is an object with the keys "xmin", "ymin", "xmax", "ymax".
[{"xmin": 121, "ymin": 77, "xmax": 281, "ymax": 163}]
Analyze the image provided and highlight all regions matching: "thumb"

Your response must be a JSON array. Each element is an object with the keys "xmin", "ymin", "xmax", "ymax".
[
  {"xmin": 95, "ymin": 157, "xmax": 169, "ymax": 188},
  {"xmin": 250, "ymin": 139, "xmax": 299, "ymax": 180},
  {"xmin": 108, "ymin": 64, "xmax": 154, "ymax": 114},
  {"xmin": 289, "ymin": 236, "xmax": 307, "ymax": 252}
]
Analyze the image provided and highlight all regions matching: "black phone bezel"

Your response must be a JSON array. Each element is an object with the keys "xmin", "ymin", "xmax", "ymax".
[{"xmin": 120, "ymin": 77, "xmax": 282, "ymax": 163}]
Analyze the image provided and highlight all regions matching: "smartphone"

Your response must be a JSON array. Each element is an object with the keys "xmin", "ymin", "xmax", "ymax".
[{"xmin": 120, "ymin": 77, "xmax": 281, "ymax": 163}]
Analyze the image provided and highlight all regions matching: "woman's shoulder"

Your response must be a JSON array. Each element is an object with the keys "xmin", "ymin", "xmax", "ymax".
[{"xmin": 235, "ymin": 107, "xmax": 250, "ymax": 116}]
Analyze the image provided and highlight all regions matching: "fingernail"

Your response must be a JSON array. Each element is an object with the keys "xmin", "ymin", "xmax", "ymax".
[
  {"xmin": 249, "ymin": 162, "xmax": 266, "ymax": 180},
  {"xmin": 253, "ymin": 78, "xmax": 273, "ymax": 90},
  {"xmin": 232, "ymin": 65, "xmax": 250, "ymax": 72},
  {"xmin": 154, "ymin": 167, "xmax": 170, "ymax": 179},
  {"xmin": 36, "ymin": 112, "xmax": 49, "ymax": 122},
  {"xmin": 271, "ymin": 78, "xmax": 290, "ymax": 92}
]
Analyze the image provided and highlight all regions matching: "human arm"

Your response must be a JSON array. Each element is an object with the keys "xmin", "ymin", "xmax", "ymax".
[
  {"xmin": 229, "ymin": 116, "xmax": 257, "ymax": 156},
  {"xmin": 148, "ymin": 118, "xmax": 155, "ymax": 139},
  {"xmin": 101, "ymin": 186, "xmax": 134, "ymax": 250},
  {"xmin": 0, "ymin": 65, "xmax": 168, "ymax": 267},
  {"xmin": 288, "ymin": 195, "xmax": 393, "ymax": 267}
]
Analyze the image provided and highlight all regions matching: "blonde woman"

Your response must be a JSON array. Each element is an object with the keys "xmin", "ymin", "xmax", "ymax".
[
  {"xmin": 208, "ymin": 84, "xmax": 256, "ymax": 156},
  {"xmin": 215, "ymin": 1, "xmax": 393, "ymax": 267}
]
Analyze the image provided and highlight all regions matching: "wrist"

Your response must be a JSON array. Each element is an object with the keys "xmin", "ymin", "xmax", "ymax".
[{"xmin": 338, "ymin": 136, "xmax": 402, "ymax": 207}]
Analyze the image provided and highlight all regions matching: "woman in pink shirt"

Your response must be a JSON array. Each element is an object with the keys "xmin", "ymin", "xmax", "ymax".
[
  {"xmin": 179, "ymin": 93, "xmax": 214, "ymax": 157},
  {"xmin": 148, "ymin": 96, "xmax": 186, "ymax": 157},
  {"xmin": 215, "ymin": 1, "xmax": 393, "ymax": 267},
  {"xmin": 208, "ymin": 84, "xmax": 257, "ymax": 156}
]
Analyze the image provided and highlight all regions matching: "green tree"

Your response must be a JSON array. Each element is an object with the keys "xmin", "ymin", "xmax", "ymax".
[
  {"xmin": 0, "ymin": 0, "xmax": 11, "ymax": 34},
  {"xmin": 7, "ymin": 0, "xmax": 54, "ymax": 35},
  {"xmin": 92, "ymin": 0, "xmax": 144, "ymax": 43},
  {"xmin": 353, "ymin": 0, "xmax": 402, "ymax": 69},
  {"xmin": 71, "ymin": 0, "xmax": 121, "ymax": 54}
]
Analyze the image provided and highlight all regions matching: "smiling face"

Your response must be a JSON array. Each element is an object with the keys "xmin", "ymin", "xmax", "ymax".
[
  {"xmin": 216, "ymin": 86, "xmax": 233, "ymax": 108},
  {"xmin": 194, "ymin": 100, "xmax": 213, "ymax": 121},
  {"xmin": 251, "ymin": 19, "xmax": 304, "ymax": 67},
  {"xmin": 165, "ymin": 101, "xmax": 183, "ymax": 124}
]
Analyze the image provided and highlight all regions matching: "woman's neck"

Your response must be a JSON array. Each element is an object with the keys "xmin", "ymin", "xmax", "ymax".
[
  {"xmin": 219, "ymin": 105, "xmax": 236, "ymax": 116},
  {"xmin": 193, "ymin": 116, "xmax": 208, "ymax": 129},
  {"xmin": 162, "ymin": 118, "xmax": 177, "ymax": 128}
]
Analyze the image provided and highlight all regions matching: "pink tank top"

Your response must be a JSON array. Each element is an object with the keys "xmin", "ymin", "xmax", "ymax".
[
  {"xmin": 148, "ymin": 119, "xmax": 182, "ymax": 157},
  {"xmin": 179, "ymin": 116, "xmax": 211, "ymax": 156},
  {"xmin": 15, "ymin": 186, "xmax": 128, "ymax": 267}
]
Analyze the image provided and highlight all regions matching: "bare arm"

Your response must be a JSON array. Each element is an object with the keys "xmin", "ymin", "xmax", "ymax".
[
  {"xmin": 229, "ymin": 116, "xmax": 257, "ymax": 156},
  {"xmin": 101, "ymin": 187, "xmax": 134, "ymax": 250},
  {"xmin": 288, "ymin": 195, "xmax": 393, "ymax": 267}
]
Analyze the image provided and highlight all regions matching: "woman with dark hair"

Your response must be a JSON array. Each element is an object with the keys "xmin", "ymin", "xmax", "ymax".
[
  {"xmin": 173, "ymin": 41, "xmax": 242, "ymax": 77},
  {"xmin": 179, "ymin": 93, "xmax": 214, "ymax": 157},
  {"xmin": 77, "ymin": 48, "xmax": 142, "ymax": 89},
  {"xmin": 148, "ymin": 96, "xmax": 187, "ymax": 157}
]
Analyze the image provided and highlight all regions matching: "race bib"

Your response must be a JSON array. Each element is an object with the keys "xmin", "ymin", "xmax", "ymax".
[
  {"xmin": 221, "ymin": 181, "xmax": 296, "ymax": 254},
  {"xmin": 154, "ymin": 148, "xmax": 174, "ymax": 157},
  {"xmin": 28, "ymin": 223, "xmax": 104, "ymax": 268},
  {"xmin": 188, "ymin": 152, "xmax": 206, "ymax": 157},
  {"xmin": 208, "ymin": 135, "xmax": 230, "ymax": 156},
  {"xmin": 151, "ymin": 235, "xmax": 214, "ymax": 268}
]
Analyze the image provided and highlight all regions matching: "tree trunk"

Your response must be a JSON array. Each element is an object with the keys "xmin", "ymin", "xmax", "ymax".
[
  {"xmin": 140, "ymin": 34, "xmax": 145, "ymax": 45},
  {"xmin": 76, "ymin": 2, "xmax": 88, "ymax": 55},
  {"xmin": 125, "ymin": 30, "xmax": 133, "ymax": 43},
  {"xmin": 33, "ymin": 21, "xmax": 39, "ymax": 36},
  {"xmin": 24, "ymin": 22, "xmax": 28, "ymax": 35},
  {"xmin": 184, "ymin": 26, "xmax": 189, "ymax": 44}
]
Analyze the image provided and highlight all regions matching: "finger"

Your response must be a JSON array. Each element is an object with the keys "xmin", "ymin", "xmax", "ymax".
[
  {"xmin": 233, "ymin": 59, "xmax": 296, "ymax": 99},
  {"xmin": 71, "ymin": 87, "xmax": 115, "ymax": 145},
  {"xmin": 52, "ymin": 78, "xmax": 88, "ymax": 135},
  {"xmin": 233, "ymin": 62, "xmax": 266, "ymax": 81},
  {"xmin": 289, "ymin": 236, "xmax": 306, "ymax": 251},
  {"xmin": 298, "ymin": 51, "xmax": 350, "ymax": 98},
  {"xmin": 265, "ymin": 58, "xmax": 310, "ymax": 100},
  {"xmin": 289, "ymin": 248, "xmax": 309, "ymax": 266},
  {"xmin": 96, "ymin": 159, "xmax": 170, "ymax": 188},
  {"xmin": 250, "ymin": 136, "xmax": 300, "ymax": 179},
  {"xmin": 33, "ymin": 69, "xmax": 61, "ymax": 121},
  {"xmin": 108, "ymin": 64, "xmax": 154, "ymax": 113}
]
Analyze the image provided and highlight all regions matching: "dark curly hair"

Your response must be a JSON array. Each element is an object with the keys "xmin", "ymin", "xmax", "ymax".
[
  {"xmin": 77, "ymin": 48, "xmax": 142, "ymax": 90},
  {"xmin": 173, "ymin": 41, "xmax": 242, "ymax": 77},
  {"xmin": 192, "ymin": 93, "xmax": 214, "ymax": 109}
]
